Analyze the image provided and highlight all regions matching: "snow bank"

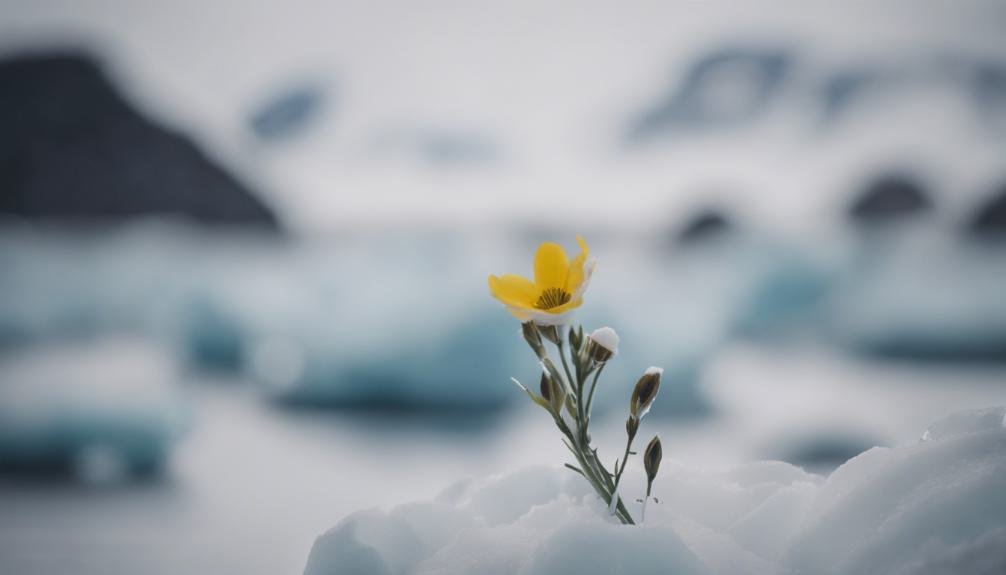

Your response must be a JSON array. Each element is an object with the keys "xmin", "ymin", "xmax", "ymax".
[{"xmin": 305, "ymin": 407, "xmax": 1006, "ymax": 574}]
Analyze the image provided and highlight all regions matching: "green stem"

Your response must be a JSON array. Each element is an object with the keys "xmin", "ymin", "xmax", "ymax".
[
  {"xmin": 585, "ymin": 363, "xmax": 605, "ymax": 417},
  {"xmin": 608, "ymin": 424, "xmax": 637, "ymax": 517},
  {"xmin": 554, "ymin": 416, "xmax": 615, "ymax": 512},
  {"xmin": 557, "ymin": 340, "xmax": 577, "ymax": 395},
  {"xmin": 571, "ymin": 350, "xmax": 634, "ymax": 524},
  {"xmin": 537, "ymin": 325, "xmax": 636, "ymax": 525},
  {"xmin": 615, "ymin": 432, "xmax": 634, "ymax": 484}
]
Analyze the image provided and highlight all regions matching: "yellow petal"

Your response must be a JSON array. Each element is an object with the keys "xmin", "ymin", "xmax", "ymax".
[
  {"xmin": 565, "ymin": 236, "xmax": 590, "ymax": 293},
  {"xmin": 534, "ymin": 242, "xmax": 570, "ymax": 289},
  {"xmin": 488, "ymin": 274, "xmax": 539, "ymax": 309}
]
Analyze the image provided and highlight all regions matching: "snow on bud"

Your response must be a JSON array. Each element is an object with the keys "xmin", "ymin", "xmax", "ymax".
[
  {"xmin": 586, "ymin": 326, "xmax": 619, "ymax": 363},
  {"xmin": 630, "ymin": 366, "xmax": 662, "ymax": 419},
  {"xmin": 644, "ymin": 434, "xmax": 663, "ymax": 487}
]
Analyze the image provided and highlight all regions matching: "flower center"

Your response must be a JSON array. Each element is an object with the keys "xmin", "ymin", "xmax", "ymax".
[{"xmin": 535, "ymin": 287, "xmax": 571, "ymax": 310}]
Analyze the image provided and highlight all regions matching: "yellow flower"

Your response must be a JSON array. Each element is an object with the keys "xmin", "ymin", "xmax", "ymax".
[{"xmin": 488, "ymin": 236, "xmax": 595, "ymax": 325}]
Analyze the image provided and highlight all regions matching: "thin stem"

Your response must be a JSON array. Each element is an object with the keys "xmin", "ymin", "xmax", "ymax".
[
  {"xmin": 534, "ymin": 324, "xmax": 636, "ymax": 525},
  {"xmin": 557, "ymin": 340, "xmax": 577, "ymax": 395},
  {"xmin": 615, "ymin": 434, "xmax": 633, "ymax": 484},
  {"xmin": 608, "ymin": 423, "xmax": 637, "ymax": 516},
  {"xmin": 554, "ymin": 416, "xmax": 614, "ymax": 510},
  {"xmin": 585, "ymin": 363, "xmax": 605, "ymax": 417},
  {"xmin": 641, "ymin": 482, "xmax": 654, "ymax": 523}
]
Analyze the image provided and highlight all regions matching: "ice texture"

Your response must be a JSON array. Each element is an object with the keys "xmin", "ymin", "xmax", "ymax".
[
  {"xmin": 0, "ymin": 338, "xmax": 187, "ymax": 480},
  {"xmin": 306, "ymin": 407, "xmax": 1006, "ymax": 574},
  {"xmin": 0, "ymin": 227, "xmax": 723, "ymax": 412},
  {"xmin": 2, "ymin": 222, "xmax": 1002, "ymax": 415},
  {"xmin": 824, "ymin": 234, "xmax": 1006, "ymax": 361}
]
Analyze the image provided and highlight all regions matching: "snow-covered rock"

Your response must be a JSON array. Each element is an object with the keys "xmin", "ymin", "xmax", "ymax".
[{"xmin": 305, "ymin": 407, "xmax": 1006, "ymax": 574}]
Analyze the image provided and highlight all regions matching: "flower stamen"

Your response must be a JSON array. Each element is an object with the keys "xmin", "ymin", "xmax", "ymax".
[{"xmin": 535, "ymin": 287, "xmax": 571, "ymax": 310}]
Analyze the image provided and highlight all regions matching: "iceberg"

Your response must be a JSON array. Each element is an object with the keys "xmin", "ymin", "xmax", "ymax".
[{"xmin": 0, "ymin": 338, "xmax": 187, "ymax": 481}]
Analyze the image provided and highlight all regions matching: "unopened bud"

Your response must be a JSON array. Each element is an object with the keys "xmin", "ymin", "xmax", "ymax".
[
  {"xmin": 540, "ymin": 372, "xmax": 565, "ymax": 413},
  {"xmin": 568, "ymin": 326, "xmax": 582, "ymax": 352},
  {"xmin": 521, "ymin": 322, "xmax": 545, "ymax": 358},
  {"xmin": 586, "ymin": 326, "xmax": 619, "ymax": 364},
  {"xmin": 538, "ymin": 324, "xmax": 562, "ymax": 346},
  {"xmin": 644, "ymin": 435, "xmax": 663, "ymax": 486},
  {"xmin": 626, "ymin": 415, "xmax": 639, "ymax": 439},
  {"xmin": 630, "ymin": 367, "xmax": 662, "ymax": 419},
  {"xmin": 539, "ymin": 372, "xmax": 552, "ymax": 401}
]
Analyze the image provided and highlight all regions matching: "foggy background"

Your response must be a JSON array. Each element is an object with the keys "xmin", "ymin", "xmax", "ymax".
[{"xmin": 1, "ymin": 1, "xmax": 1005, "ymax": 573}]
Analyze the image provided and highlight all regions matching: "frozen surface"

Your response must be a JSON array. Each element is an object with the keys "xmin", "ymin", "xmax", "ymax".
[
  {"xmin": 0, "ymin": 338, "xmax": 187, "ymax": 480},
  {"xmin": 2, "ymin": 222, "xmax": 1003, "ymax": 412},
  {"xmin": 0, "ymin": 343, "xmax": 1003, "ymax": 575},
  {"xmin": 306, "ymin": 407, "xmax": 1006, "ymax": 575},
  {"xmin": 0, "ymin": 227, "xmax": 739, "ymax": 411},
  {"xmin": 824, "ymin": 232, "xmax": 1006, "ymax": 360}
]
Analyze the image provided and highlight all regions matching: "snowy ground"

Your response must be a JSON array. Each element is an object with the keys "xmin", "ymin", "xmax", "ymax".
[
  {"xmin": 0, "ymin": 340, "xmax": 1003, "ymax": 575},
  {"xmin": 306, "ymin": 406, "xmax": 1006, "ymax": 575}
]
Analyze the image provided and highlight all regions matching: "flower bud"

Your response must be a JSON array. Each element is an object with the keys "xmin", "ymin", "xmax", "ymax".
[
  {"xmin": 540, "ymin": 372, "xmax": 566, "ymax": 413},
  {"xmin": 644, "ymin": 435, "xmax": 662, "ymax": 486},
  {"xmin": 521, "ymin": 322, "xmax": 545, "ymax": 358},
  {"xmin": 539, "ymin": 372, "xmax": 552, "ymax": 401},
  {"xmin": 538, "ymin": 324, "xmax": 562, "ymax": 346},
  {"xmin": 630, "ymin": 367, "xmax": 662, "ymax": 419},
  {"xmin": 625, "ymin": 415, "xmax": 639, "ymax": 439},
  {"xmin": 568, "ymin": 326, "xmax": 582, "ymax": 351},
  {"xmin": 586, "ymin": 326, "xmax": 619, "ymax": 364}
]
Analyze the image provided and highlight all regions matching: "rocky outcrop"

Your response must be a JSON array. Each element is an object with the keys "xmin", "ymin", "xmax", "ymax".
[{"xmin": 0, "ymin": 51, "xmax": 279, "ymax": 229}]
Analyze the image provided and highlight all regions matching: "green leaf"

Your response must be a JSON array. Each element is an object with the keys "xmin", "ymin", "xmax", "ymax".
[{"xmin": 564, "ymin": 463, "xmax": 585, "ymax": 476}]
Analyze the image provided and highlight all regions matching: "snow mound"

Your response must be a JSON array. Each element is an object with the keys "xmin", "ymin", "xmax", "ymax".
[{"xmin": 306, "ymin": 407, "xmax": 1006, "ymax": 575}]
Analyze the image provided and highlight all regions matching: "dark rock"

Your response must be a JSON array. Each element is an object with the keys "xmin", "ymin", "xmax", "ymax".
[
  {"xmin": 848, "ymin": 174, "xmax": 932, "ymax": 224},
  {"xmin": 0, "ymin": 51, "xmax": 279, "ymax": 229},
  {"xmin": 674, "ymin": 208, "xmax": 733, "ymax": 245},
  {"xmin": 626, "ymin": 47, "xmax": 792, "ymax": 144},
  {"xmin": 965, "ymin": 183, "xmax": 1006, "ymax": 238}
]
